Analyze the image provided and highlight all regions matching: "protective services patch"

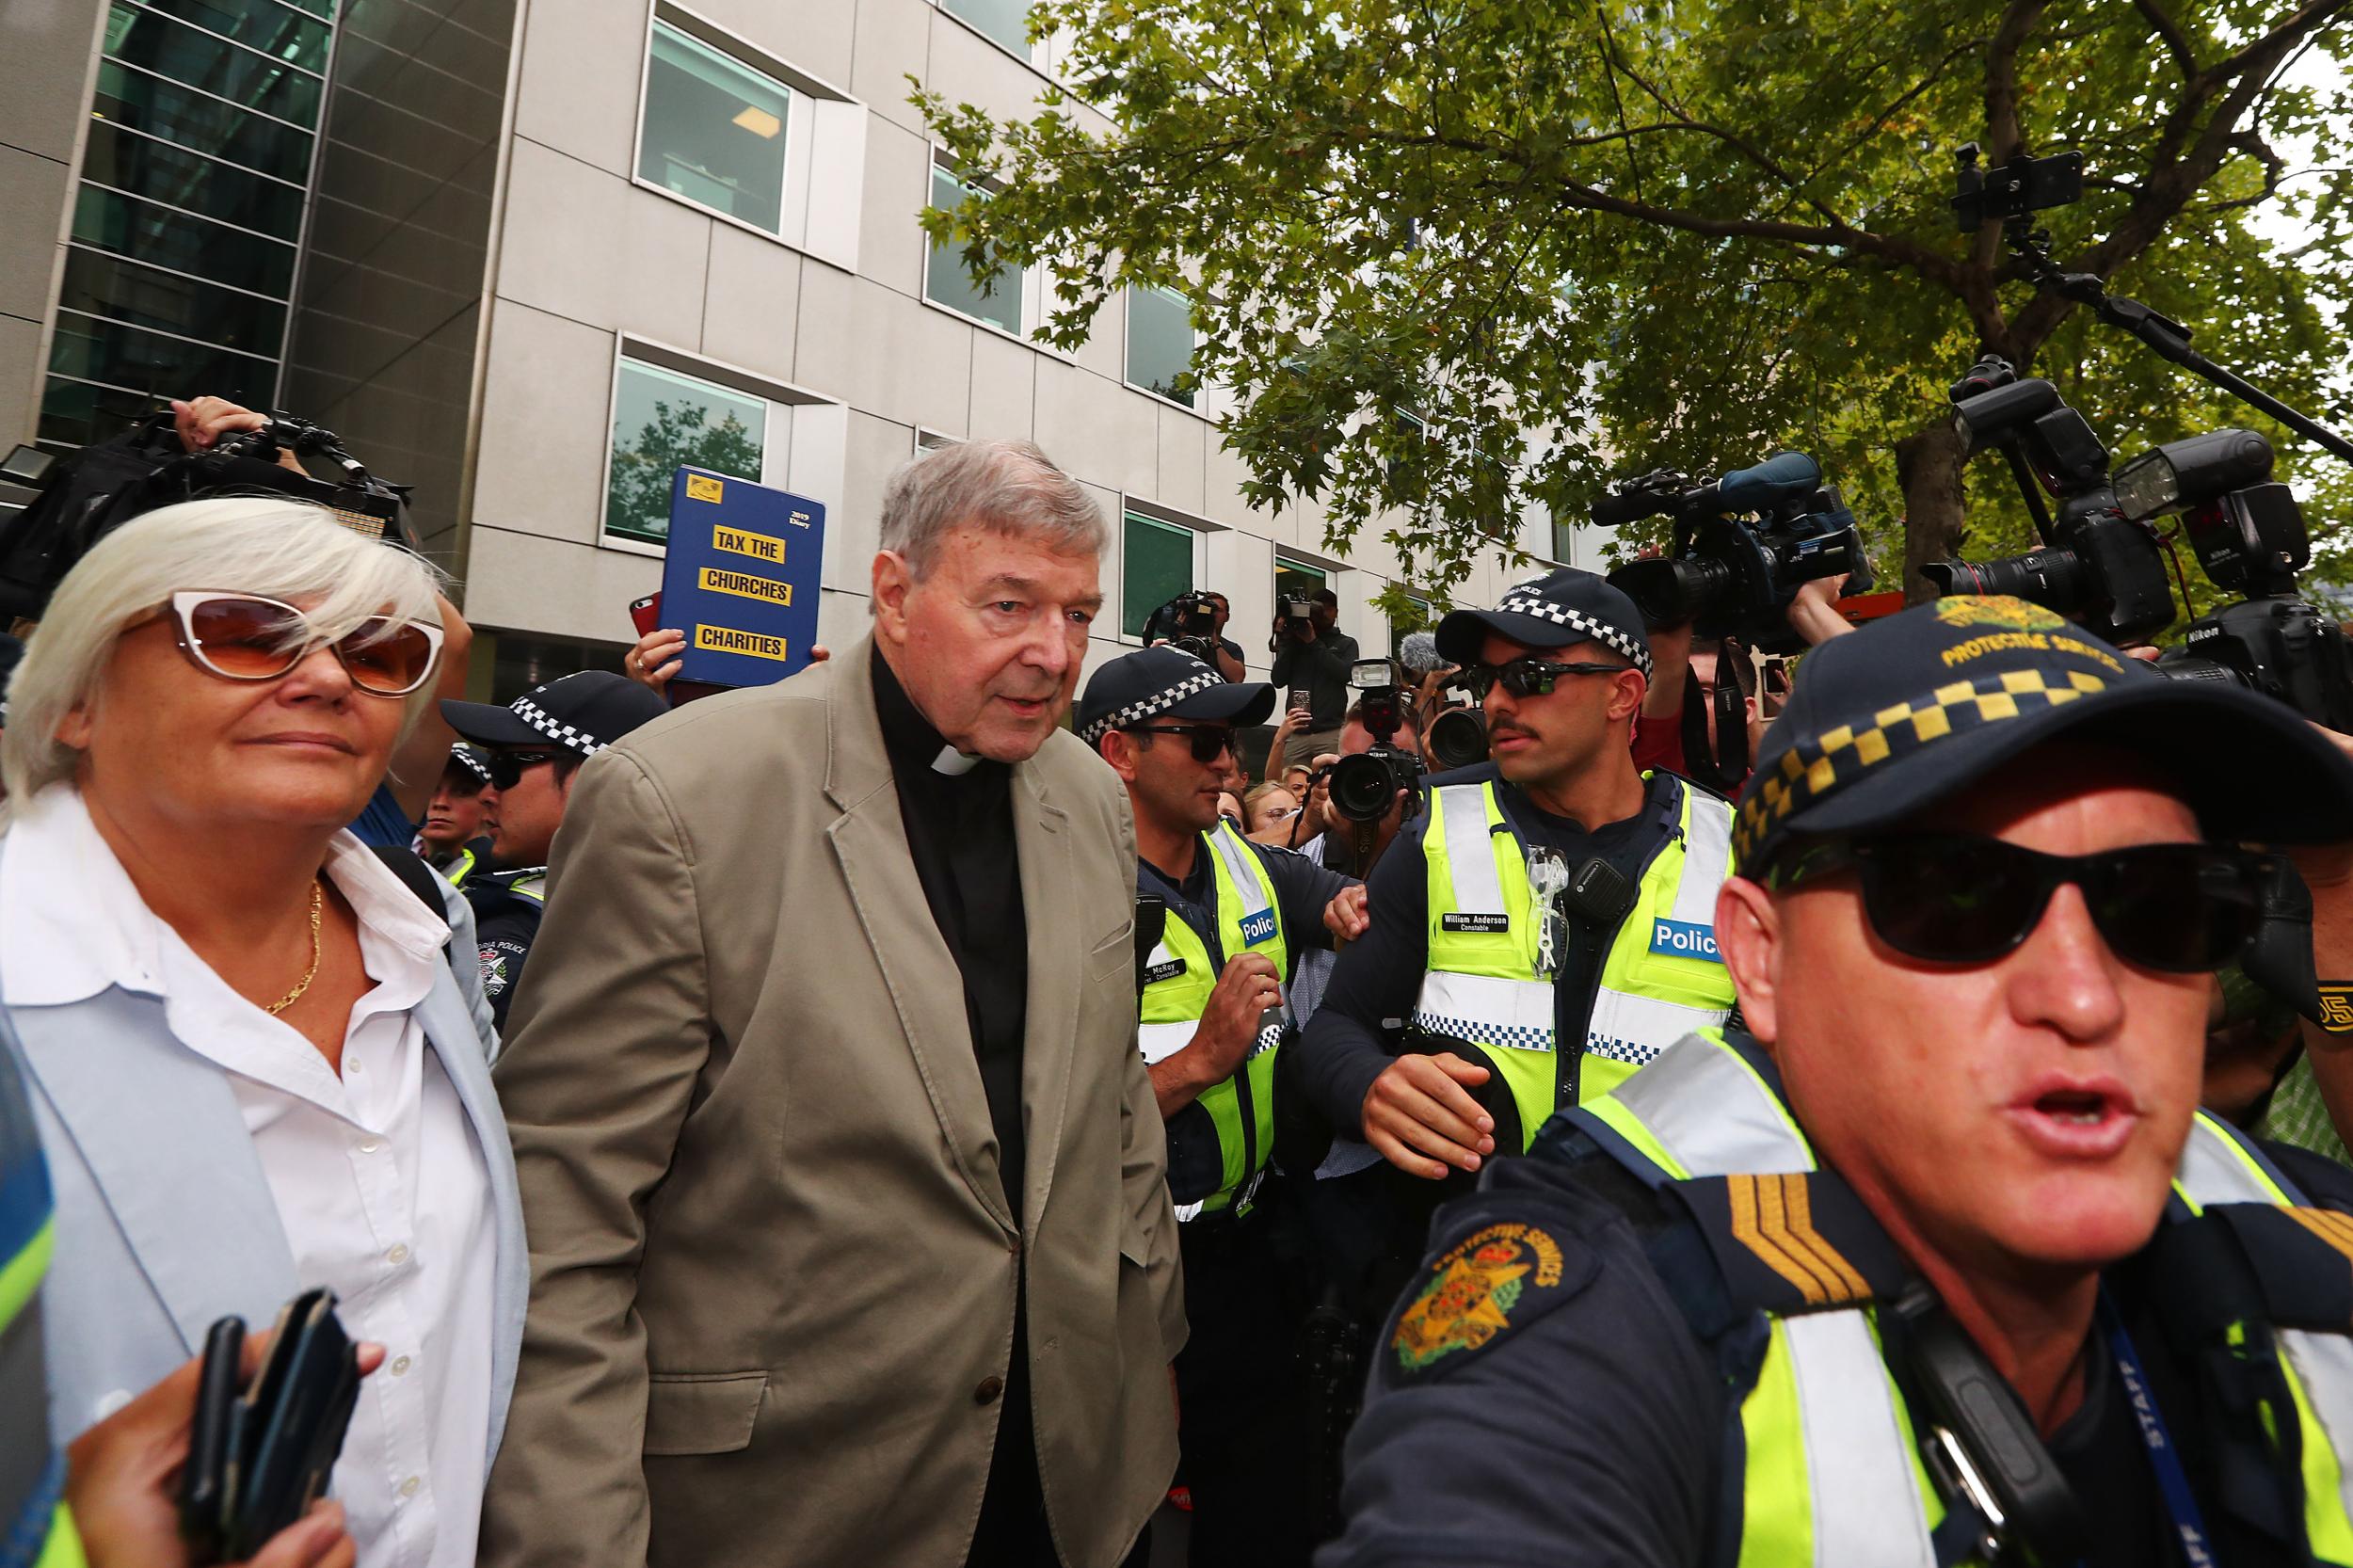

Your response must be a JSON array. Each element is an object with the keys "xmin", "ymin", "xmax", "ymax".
[{"xmin": 1392, "ymin": 1223, "xmax": 1566, "ymax": 1372}]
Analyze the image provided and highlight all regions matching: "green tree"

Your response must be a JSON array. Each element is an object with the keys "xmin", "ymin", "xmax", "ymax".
[
  {"xmin": 918, "ymin": 0, "xmax": 2353, "ymax": 619},
  {"xmin": 604, "ymin": 400, "xmax": 764, "ymax": 542}
]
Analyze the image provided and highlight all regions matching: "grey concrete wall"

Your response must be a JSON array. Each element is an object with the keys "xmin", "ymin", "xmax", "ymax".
[{"xmin": 0, "ymin": 0, "xmax": 107, "ymax": 446}]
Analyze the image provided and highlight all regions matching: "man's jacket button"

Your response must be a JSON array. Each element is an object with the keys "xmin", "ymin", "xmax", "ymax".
[{"xmin": 973, "ymin": 1376, "xmax": 1005, "ymax": 1405}]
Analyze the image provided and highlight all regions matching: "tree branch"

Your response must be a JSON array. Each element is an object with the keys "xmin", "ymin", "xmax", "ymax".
[{"xmin": 2132, "ymin": 0, "xmax": 2198, "ymax": 81}]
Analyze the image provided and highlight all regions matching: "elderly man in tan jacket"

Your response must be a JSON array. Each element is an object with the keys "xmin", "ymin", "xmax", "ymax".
[{"xmin": 478, "ymin": 440, "xmax": 1184, "ymax": 1568}]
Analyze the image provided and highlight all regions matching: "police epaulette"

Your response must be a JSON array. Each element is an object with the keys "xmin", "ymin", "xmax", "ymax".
[
  {"xmin": 1661, "ymin": 1168, "xmax": 1910, "ymax": 1317},
  {"xmin": 2198, "ymin": 1202, "xmax": 2353, "ymax": 1334}
]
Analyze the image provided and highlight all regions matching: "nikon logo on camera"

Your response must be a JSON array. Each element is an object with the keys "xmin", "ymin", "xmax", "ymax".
[
  {"xmin": 697, "ymin": 567, "xmax": 792, "ymax": 606},
  {"xmin": 695, "ymin": 624, "xmax": 790, "ymax": 662},
  {"xmin": 712, "ymin": 524, "xmax": 784, "ymax": 564}
]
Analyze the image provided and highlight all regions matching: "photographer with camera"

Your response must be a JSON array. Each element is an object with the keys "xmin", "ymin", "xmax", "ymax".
[
  {"xmin": 1324, "ymin": 596, "xmax": 2353, "ymax": 1568},
  {"xmin": 1077, "ymin": 647, "xmax": 1366, "ymax": 1568},
  {"xmin": 1292, "ymin": 568, "xmax": 1737, "ymax": 1176},
  {"xmin": 1144, "ymin": 590, "xmax": 1246, "ymax": 681},
  {"xmin": 1270, "ymin": 589, "xmax": 1358, "ymax": 767},
  {"xmin": 1634, "ymin": 580, "xmax": 1850, "ymax": 790}
]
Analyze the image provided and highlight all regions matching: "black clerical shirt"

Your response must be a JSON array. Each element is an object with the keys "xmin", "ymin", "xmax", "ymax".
[{"xmin": 871, "ymin": 649, "xmax": 1031, "ymax": 1220}]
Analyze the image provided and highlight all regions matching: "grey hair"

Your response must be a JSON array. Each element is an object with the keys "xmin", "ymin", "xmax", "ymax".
[
  {"xmin": 2, "ymin": 497, "xmax": 445, "ymax": 817},
  {"xmin": 877, "ymin": 439, "xmax": 1106, "ymax": 578}
]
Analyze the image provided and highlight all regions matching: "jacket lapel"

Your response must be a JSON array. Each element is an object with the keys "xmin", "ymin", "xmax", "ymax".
[
  {"xmin": 13, "ymin": 988, "xmax": 297, "ymax": 1354},
  {"xmin": 824, "ymin": 637, "xmax": 1016, "ymax": 1233},
  {"xmin": 1012, "ymin": 767, "xmax": 1075, "ymax": 1230},
  {"xmin": 412, "ymin": 972, "xmax": 528, "ymax": 1458}
]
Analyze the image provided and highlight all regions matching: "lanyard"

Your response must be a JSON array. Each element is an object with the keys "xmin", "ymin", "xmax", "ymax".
[{"xmin": 2097, "ymin": 1288, "xmax": 2217, "ymax": 1568}]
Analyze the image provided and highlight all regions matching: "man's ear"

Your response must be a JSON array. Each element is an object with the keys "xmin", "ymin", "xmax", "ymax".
[
  {"xmin": 1608, "ymin": 668, "xmax": 1648, "ymax": 723},
  {"xmin": 1098, "ymin": 730, "xmax": 1142, "ymax": 786},
  {"xmin": 871, "ymin": 550, "xmax": 914, "ymax": 644},
  {"xmin": 1716, "ymin": 875, "xmax": 1782, "ymax": 1046}
]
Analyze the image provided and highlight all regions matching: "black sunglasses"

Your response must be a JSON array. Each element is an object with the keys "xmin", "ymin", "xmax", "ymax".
[
  {"xmin": 1127, "ymin": 724, "xmax": 1237, "ymax": 764},
  {"xmin": 1769, "ymin": 832, "xmax": 2276, "ymax": 973},
  {"xmin": 1458, "ymin": 657, "xmax": 1627, "ymax": 699},
  {"xmin": 486, "ymin": 749, "xmax": 569, "ymax": 790}
]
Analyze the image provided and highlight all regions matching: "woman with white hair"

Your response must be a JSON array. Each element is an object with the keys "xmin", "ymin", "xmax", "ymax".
[{"xmin": 4, "ymin": 498, "xmax": 526, "ymax": 1568}]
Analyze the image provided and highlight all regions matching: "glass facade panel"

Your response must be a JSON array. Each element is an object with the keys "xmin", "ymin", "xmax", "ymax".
[
  {"xmin": 58, "ymin": 248, "xmax": 287, "ymax": 358},
  {"xmin": 49, "ymin": 310, "xmax": 280, "ymax": 403},
  {"xmin": 138, "ymin": 0, "xmax": 330, "ymax": 72},
  {"xmin": 38, "ymin": 378, "xmax": 165, "ymax": 448},
  {"xmin": 92, "ymin": 60, "xmax": 316, "ymax": 183},
  {"xmin": 604, "ymin": 358, "xmax": 767, "ymax": 545},
  {"xmin": 1273, "ymin": 558, "xmax": 1327, "ymax": 616},
  {"xmin": 104, "ymin": 3, "xmax": 323, "ymax": 124},
  {"xmin": 636, "ymin": 23, "xmax": 790, "ymax": 233},
  {"xmin": 940, "ymin": 0, "xmax": 1030, "ymax": 54},
  {"xmin": 72, "ymin": 184, "xmax": 297, "ymax": 296},
  {"xmin": 925, "ymin": 166, "xmax": 1022, "ymax": 336},
  {"xmin": 82, "ymin": 120, "xmax": 307, "ymax": 240},
  {"xmin": 1551, "ymin": 513, "xmax": 1576, "ymax": 564},
  {"xmin": 1125, "ymin": 285, "xmax": 1194, "ymax": 407},
  {"xmin": 1122, "ymin": 512, "xmax": 1193, "ymax": 638}
]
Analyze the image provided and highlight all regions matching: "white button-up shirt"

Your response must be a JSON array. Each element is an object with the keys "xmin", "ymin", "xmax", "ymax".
[{"xmin": 0, "ymin": 784, "xmax": 496, "ymax": 1568}]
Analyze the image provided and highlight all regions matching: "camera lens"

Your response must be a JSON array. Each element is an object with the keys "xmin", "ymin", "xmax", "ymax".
[
  {"xmin": 1425, "ymin": 708, "xmax": 1488, "ymax": 771},
  {"xmin": 1606, "ymin": 555, "xmax": 1732, "ymax": 626},
  {"xmin": 1918, "ymin": 546, "xmax": 2089, "ymax": 610},
  {"xmin": 1326, "ymin": 754, "xmax": 1398, "ymax": 823}
]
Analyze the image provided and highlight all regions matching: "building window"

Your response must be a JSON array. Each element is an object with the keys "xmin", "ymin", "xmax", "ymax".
[
  {"xmin": 637, "ymin": 21, "xmax": 791, "ymax": 234},
  {"xmin": 1122, "ymin": 510, "xmax": 1194, "ymax": 638},
  {"xmin": 939, "ymin": 0, "xmax": 1030, "ymax": 55},
  {"xmin": 1126, "ymin": 285, "xmax": 1195, "ymax": 408},
  {"xmin": 1389, "ymin": 592, "xmax": 1431, "ymax": 661},
  {"xmin": 1273, "ymin": 557, "xmax": 1327, "ymax": 618},
  {"xmin": 925, "ymin": 163, "xmax": 1023, "ymax": 336},
  {"xmin": 603, "ymin": 357, "xmax": 766, "ymax": 546}
]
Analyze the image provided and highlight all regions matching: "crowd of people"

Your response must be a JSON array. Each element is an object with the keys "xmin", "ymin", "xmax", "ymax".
[{"xmin": 5, "ymin": 415, "xmax": 2353, "ymax": 1568}]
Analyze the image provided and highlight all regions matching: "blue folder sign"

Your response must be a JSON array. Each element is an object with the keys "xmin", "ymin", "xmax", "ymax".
[{"xmin": 659, "ymin": 467, "xmax": 825, "ymax": 688}]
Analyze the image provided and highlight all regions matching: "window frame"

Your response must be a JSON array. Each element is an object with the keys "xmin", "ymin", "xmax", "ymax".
[
  {"xmin": 921, "ymin": 149, "xmax": 1045, "ymax": 344},
  {"xmin": 1122, "ymin": 282, "xmax": 1203, "ymax": 416},
  {"xmin": 1118, "ymin": 508, "xmax": 1205, "ymax": 643},
  {"xmin": 595, "ymin": 337, "xmax": 842, "ymax": 559}
]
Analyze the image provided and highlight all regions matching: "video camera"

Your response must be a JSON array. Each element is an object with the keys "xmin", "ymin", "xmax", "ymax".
[
  {"xmin": 1923, "ymin": 355, "xmax": 2176, "ymax": 645},
  {"xmin": 1593, "ymin": 451, "xmax": 1873, "ymax": 652},
  {"xmin": 0, "ymin": 408, "xmax": 412, "ymax": 620},
  {"xmin": 1142, "ymin": 590, "xmax": 1224, "ymax": 665},
  {"xmin": 1322, "ymin": 658, "xmax": 1423, "ymax": 824},
  {"xmin": 2115, "ymin": 430, "xmax": 2353, "ymax": 729}
]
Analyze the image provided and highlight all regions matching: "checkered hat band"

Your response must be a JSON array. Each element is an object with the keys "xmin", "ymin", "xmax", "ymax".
[
  {"xmin": 1731, "ymin": 666, "xmax": 2112, "ymax": 870},
  {"xmin": 512, "ymin": 696, "xmax": 602, "ymax": 756},
  {"xmin": 1080, "ymin": 667, "xmax": 1224, "ymax": 746},
  {"xmin": 450, "ymin": 747, "xmax": 492, "ymax": 785},
  {"xmin": 1493, "ymin": 593, "xmax": 1652, "ymax": 676}
]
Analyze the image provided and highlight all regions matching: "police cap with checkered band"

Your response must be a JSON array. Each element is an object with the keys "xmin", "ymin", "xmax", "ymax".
[
  {"xmin": 1733, "ymin": 595, "xmax": 2353, "ymax": 876},
  {"xmin": 441, "ymin": 670, "xmax": 669, "ymax": 760},
  {"xmin": 1434, "ymin": 567, "xmax": 1654, "ymax": 679},
  {"xmin": 1076, "ymin": 646, "xmax": 1276, "ymax": 748}
]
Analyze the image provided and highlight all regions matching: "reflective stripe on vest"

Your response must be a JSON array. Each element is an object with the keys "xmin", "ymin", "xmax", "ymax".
[
  {"xmin": 2169, "ymin": 1111, "xmax": 2353, "ymax": 1562},
  {"xmin": 1136, "ymin": 824, "xmax": 1289, "ymax": 1219},
  {"xmin": 1414, "ymin": 777, "xmax": 1736, "ymax": 1145},
  {"xmin": 443, "ymin": 845, "xmax": 477, "ymax": 888},
  {"xmin": 1577, "ymin": 1035, "xmax": 2353, "ymax": 1568},
  {"xmin": 1, "ymin": 1039, "xmax": 74, "ymax": 1568}
]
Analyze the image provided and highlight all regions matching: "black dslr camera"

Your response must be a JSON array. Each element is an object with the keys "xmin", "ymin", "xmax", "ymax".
[
  {"xmin": 1594, "ymin": 451, "xmax": 1872, "ymax": 653},
  {"xmin": 1322, "ymin": 659, "xmax": 1423, "ymax": 824},
  {"xmin": 1142, "ymin": 590, "xmax": 1224, "ymax": 665},
  {"xmin": 2113, "ymin": 430, "xmax": 2353, "ymax": 731},
  {"xmin": 0, "ymin": 408, "xmax": 412, "ymax": 620},
  {"xmin": 1922, "ymin": 355, "xmax": 2176, "ymax": 645}
]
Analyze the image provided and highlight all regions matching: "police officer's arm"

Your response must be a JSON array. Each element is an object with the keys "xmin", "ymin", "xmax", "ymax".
[
  {"xmin": 479, "ymin": 752, "xmax": 714, "ymax": 1568},
  {"xmin": 1324, "ymin": 1180, "xmax": 1720, "ymax": 1568},
  {"xmin": 1253, "ymin": 841, "xmax": 1361, "ymax": 951},
  {"xmin": 1150, "ymin": 953, "xmax": 1284, "ymax": 1118}
]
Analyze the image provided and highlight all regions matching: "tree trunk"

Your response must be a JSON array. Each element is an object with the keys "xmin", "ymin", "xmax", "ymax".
[{"xmin": 1896, "ymin": 418, "xmax": 1968, "ymax": 605}]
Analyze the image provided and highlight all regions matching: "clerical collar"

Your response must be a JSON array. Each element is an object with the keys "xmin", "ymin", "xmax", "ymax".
[{"xmin": 872, "ymin": 646, "xmax": 996, "ymax": 779}]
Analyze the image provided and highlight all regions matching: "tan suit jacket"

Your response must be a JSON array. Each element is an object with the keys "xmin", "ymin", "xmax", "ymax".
[{"xmin": 478, "ymin": 635, "xmax": 1185, "ymax": 1568}]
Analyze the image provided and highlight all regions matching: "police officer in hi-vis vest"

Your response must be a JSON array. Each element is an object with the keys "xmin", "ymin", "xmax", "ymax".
[
  {"xmin": 1294, "ymin": 567, "xmax": 1737, "ymax": 1180},
  {"xmin": 1077, "ymin": 647, "xmax": 1368, "ymax": 1568},
  {"xmin": 1326, "ymin": 597, "xmax": 2353, "ymax": 1568}
]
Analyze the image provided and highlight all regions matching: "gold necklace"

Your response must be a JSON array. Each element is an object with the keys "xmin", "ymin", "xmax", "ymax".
[{"xmin": 265, "ymin": 881, "xmax": 325, "ymax": 1016}]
